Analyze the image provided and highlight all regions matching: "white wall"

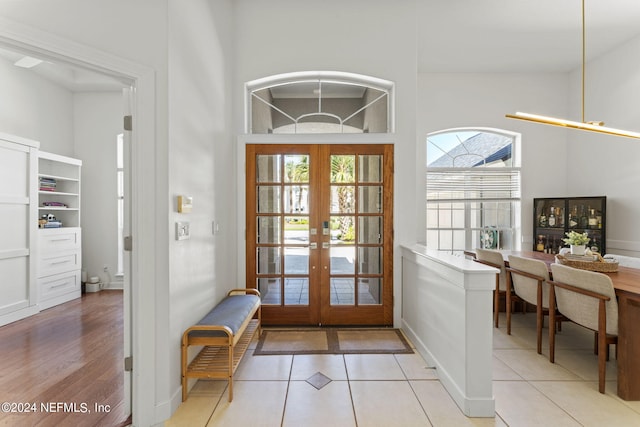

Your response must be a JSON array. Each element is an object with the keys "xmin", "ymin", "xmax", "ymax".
[
  {"xmin": 0, "ymin": 56, "xmax": 74, "ymax": 153},
  {"xmin": 168, "ymin": 0, "xmax": 235, "ymax": 415},
  {"xmin": 233, "ymin": 0, "xmax": 418, "ymax": 326},
  {"xmin": 566, "ymin": 34, "xmax": 640, "ymax": 256},
  {"xmin": 417, "ymin": 72, "xmax": 570, "ymax": 248},
  {"xmin": 73, "ymin": 91, "xmax": 122, "ymax": 286}
]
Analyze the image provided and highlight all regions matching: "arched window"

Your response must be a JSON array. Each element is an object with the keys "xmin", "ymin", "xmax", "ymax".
[
  {"xmin": 426, "ymin": 128, "xmax": 521, "ymax": 253},
  {"xmin": 245, "ymin": 71, "xmax": 393, "ymax": 134}
]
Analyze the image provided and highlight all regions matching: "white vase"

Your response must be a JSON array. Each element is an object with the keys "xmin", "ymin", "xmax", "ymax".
[{"xmin": 570, "ymin": 244, "xmax": 586, "ymax": 255}]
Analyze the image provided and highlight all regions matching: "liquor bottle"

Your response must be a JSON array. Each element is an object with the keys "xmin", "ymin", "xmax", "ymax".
[
  {"xmin": 557, "ymin": 207, "xmax": 564, "ymax": 227},
  {"xmin": 580, "ymin": 206, "xmax": 589, "ymax": 229},
  {"xmin": 548, "ymin": 207, "xmax": 556, "ymax": 227},
  {"xmin": 536, "ymin": 235, "xmax": 545, "ymax": 252},
  {"xmin": 538, "ymin": 210, "xmax": 547, "ymax": 227},
  {"xmin": 590, "ymin": 236, "xmax": 599, "ymax": 253},
  {"xmin": 569, "ymin": 207, "xmax": 578, "ymax": 228},
  {"xmin": 588, "ymin": 209, "xmax": 598, "ymax": 228}
]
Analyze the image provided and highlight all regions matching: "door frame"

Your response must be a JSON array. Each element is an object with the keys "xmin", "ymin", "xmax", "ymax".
[
  {"xmin": 0, "ymin": 17, "xmax": 157, "ymax": 426},
  {"xmin": 237, "ymin": 133, "xmax": 396, "ymax": 323}
]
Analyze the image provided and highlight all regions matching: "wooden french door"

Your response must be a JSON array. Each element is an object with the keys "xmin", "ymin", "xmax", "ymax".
[{"xmin": 246, "ymin": 144, "xmax": 393, "ymax": 326}]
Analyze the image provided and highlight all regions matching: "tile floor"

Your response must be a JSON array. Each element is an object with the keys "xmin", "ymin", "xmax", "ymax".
[{"xmin": 166, "ymin": 313, "xmax": 640, "ymax": 426}]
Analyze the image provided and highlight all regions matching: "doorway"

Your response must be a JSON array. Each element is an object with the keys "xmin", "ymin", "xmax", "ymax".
[
  {"xmin": 246, "ymin": 143, "xmax": 393, "ymax": 326},
  {"xmin": 0, "ymin": 42, "xmax": 135, "ymax": 422}
]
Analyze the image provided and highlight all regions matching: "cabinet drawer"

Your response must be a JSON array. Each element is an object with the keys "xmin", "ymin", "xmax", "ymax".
[
  {"xmin": 38, "ymin": 270, "xmax": 80, "ymax": 302},
  {"xmin": 38, "ymin": 249, "xmax": 81, "ymax": 277},
  {"xmin": 39, "ymin": 228, "xmax": 81, "ymax": 252}
]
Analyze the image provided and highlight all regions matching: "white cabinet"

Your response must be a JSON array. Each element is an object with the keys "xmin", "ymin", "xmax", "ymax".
[
  {"xmin": 37, "ymin": 151, "xmax": 82, "ymax": 309},
  {"xmin": 0, "ymin": 132, "xmax": 39, "ymax": 326},
  {"xmin": 38, "ymin": 228, "xmax": 82, "ymax": 309}
]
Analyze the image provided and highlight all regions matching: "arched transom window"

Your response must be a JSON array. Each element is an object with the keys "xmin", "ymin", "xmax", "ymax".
[{"xmin": 245, "ymin": 71, "xmax": 393, "ymax": 134}]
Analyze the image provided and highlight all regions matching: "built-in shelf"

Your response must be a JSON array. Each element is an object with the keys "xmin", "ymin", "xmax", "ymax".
[
  {"xmin": 38, "ymin": 151, "xmax": 82, "ymax": 229},
  {"xmin": 37, "ymin": 151, "xmax": 82, "ymax": 309}
]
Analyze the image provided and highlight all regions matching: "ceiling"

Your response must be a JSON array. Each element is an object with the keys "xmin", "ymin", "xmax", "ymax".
[
  {"xmin": 418, "ymin": 0, "xmax": 640, "ymax": 73},
  {"xmin": 3, "ymin": 0, "xmax": 640, "ymax": 91}
]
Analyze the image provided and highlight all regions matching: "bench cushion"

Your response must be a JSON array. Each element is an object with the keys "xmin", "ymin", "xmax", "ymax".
[{"xmin": 189, "ymin": 294, "xmax": 260, "ymax": 338}]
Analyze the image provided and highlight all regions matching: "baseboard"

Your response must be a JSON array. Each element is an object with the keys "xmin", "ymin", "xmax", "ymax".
[
  {"xmin": 105, "ymin": 281, "xmax": 124, "ymax": 290},
  {"xmin": 156, "ymin": 385, "xmax": 183, "ymax": 425}
]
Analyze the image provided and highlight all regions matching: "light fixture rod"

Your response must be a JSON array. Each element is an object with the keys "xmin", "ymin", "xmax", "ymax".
[
  {"xmin": 581, "ymin": 0, "xmax": 585, "ymax": 123},
  {"xmin": 505, "ymin": 0, "xmax": 640, "ymax": 139}
]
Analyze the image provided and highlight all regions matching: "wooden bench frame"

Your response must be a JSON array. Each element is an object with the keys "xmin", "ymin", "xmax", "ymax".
[{"xmin": 181, "ymin": 288, "xmax": 261, "ymax": 402}]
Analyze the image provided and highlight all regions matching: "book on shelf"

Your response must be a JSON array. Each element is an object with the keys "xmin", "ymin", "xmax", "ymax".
[
  {"xmin": 43, "ymin": 221, "xmax": 63, "ymax": 228},
  {"xmin": 42, "ymin": 202, "xmax": 68, "ymax": 207},
  {"xmin": 39, "ymin": 177, "xmax": 57, "ymax": 191}
]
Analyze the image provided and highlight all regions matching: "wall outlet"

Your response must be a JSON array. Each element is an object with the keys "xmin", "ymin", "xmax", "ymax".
[{"xmin": 176, "ymin": 221, "xmax": 190, "ymax": 240}]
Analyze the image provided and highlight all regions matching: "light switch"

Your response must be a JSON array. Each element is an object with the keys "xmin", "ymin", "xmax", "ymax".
[{"xmin": 176, "ymin": 221, "xmax": 190, "ymax": 240}]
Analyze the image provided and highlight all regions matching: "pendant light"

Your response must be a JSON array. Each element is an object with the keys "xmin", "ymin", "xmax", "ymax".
[{"xmin": 506, "ymin": 0, "xmax": 640, "ymax": 139}]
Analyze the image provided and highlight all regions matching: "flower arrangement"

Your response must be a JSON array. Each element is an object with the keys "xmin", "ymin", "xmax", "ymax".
[{"xmin": 563, "ymin": 230, "xmax": 590, "ymax": 246}]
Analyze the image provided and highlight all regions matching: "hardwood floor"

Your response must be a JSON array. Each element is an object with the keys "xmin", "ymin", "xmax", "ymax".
[{"xmin": 0, "ymin": 291, "xmax": 128, "ymax": 427}]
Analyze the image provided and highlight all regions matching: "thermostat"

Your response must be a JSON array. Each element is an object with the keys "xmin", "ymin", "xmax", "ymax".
[{"xmin": 177, "ymin": 195, "xmax": 193, "ymax": 213}]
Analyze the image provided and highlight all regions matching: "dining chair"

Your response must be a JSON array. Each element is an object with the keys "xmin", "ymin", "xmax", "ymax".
[
  {"xmin": 549, "ymin": 263, "xmax": 618, "ymax": 394},
  {"xmin": 506, "ymin": 255, "xmax": 561, "ymax": 354},
  {"xmin": 474, "ymin": 248, "xmax": 509, "ymax": 328}
]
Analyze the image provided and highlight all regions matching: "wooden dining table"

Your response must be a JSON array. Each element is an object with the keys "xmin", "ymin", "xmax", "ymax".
[{"xmin": 465, "ymin": 249, "xmax": 640, "ymax": 400}]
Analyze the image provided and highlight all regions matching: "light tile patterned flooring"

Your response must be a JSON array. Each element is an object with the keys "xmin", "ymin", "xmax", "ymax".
[{"xmin": 167, "ymin": 313, "xmax": 640, "ymax": 426}]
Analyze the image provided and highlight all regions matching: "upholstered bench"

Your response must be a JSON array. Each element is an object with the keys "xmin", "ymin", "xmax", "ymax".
[{"xmin": 181, "ymin": 288, "xmax": 261, "ymax": 402}]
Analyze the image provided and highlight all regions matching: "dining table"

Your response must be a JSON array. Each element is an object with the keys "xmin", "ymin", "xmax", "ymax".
[{"xmin": 465, "ymin": 249, "xmax": 640, "ymax": 401}]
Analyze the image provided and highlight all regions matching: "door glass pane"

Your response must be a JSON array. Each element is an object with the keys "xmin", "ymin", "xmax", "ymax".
[
  {"xmin": 358, "ymin": 155, "xmax": 382, "ymax": 182},
  {"xmin": 330, "ymin": 246, "xmax": 355, "ymax": 274},
  {"xmin": 358, "ymin": 278, "xmax": 382, "ymax": 305},
  {"xmin": 258, "ymin": 278, "xmax": 281, "ymax": 305},
  {"xmin": 331, "ymin": 215, "xmax": 354, "ymax": 245},
  {"xmin": 257, "ymin": 247, "xmax": 281, "ymax": 274},
  {"xmin": 330, "ymin": 155, "xmax": 355, "ymax": 183},
  {"xmin": 358, "ymin": 216, "xmax": 382, "ymax": 244},
  {"xmin": 257, "ymin": 216, "xmax": 280, "ymax": 244},
  {"xmin": 330, "ymin": 277, "xmax": 354, "ymax": 305},
  {"xmin": 256, "ymin": 155, "xmax": 281, "ymax": 182},
  {"xmin": 284, "ymin": 278, "xmax": 309, "ymax": 305},
  {"xmin": 284, "ymin": 185, "xmax": 309, "ymax": 213},
  {"xmin": 284, "ymin": 216, "xmax": 309, "ymax": 244},
  {"xmin": 284, "ymin": 247, "xmax": 309, "ymax": 274},
  {"xmin": 358, "ymin": 186, "xmax": 382, "ymax": 213},
  {"xmin": 284, "ymin": 155, "xmax": 309, "ymax": 183},
  {"xmin": 330, "ymin": 186, "xmax": 355, "ymax": 213},
  {"xmin": 257, "ymin": 186, "xmax": 281, "ymax": 213},
  {"xmin": 358, "ymin": 247, "xmax": 382, "ymax": 274}
]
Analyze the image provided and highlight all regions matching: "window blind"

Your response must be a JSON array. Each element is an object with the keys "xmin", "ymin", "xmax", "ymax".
[{"xmin": 426, "ymin": 168, "xmax": 521, "ymax": 202}]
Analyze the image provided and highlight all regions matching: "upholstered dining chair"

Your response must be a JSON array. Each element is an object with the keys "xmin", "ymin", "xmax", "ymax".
[
  {"xmin": 548, "ymin": 263, "xmax": 618, "ymax": 394},
  {"xmin": 506, "ymin": 255, "xmax": 561, "ymax": 355},
  {"xmin": 474, "ymin": 248, "xmax": 509, "ymax": 328}
]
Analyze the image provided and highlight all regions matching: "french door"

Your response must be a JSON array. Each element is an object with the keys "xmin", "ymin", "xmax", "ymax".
[{"xmin": 246, "ymin": 144, "xmax": 393, "ymax": 326}]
